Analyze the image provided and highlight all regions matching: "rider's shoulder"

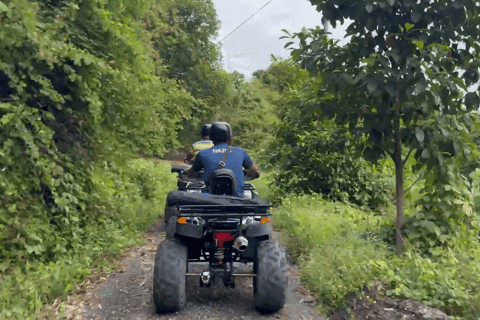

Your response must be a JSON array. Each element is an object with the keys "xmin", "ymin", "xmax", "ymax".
[{"xmin": 232, "ymin": 146, "xmax": 249, "ymax": 154}]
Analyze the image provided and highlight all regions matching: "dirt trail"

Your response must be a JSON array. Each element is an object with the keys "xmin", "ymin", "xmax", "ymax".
[{"xmin": 65, "ymin": 220, "xmax": 324, "ymax": 320}]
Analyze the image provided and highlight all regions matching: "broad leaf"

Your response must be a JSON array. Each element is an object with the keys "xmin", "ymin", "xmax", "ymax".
[{"xmin": 415, "ymin": 127, "xmax": 425, "ymax": 143}]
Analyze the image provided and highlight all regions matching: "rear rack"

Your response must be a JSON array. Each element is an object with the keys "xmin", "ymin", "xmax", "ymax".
[{"xmin": 176, "ymin": 204, "xmax": 271, "ymax": 217}]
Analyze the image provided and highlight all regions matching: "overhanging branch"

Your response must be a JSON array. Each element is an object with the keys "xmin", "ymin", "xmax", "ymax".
[
  {"xmin": 402, "ymin": 148, "xmax": 414, "ymax": 165},
  {"xmin": 380, "ymin": 140, "xmax": 394, "ymax": 159}
]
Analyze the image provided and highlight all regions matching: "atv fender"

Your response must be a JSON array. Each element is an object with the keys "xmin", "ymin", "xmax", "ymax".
[
  {"xmin": 175, "ymin": 222, "xmax": 204, "ymax": 239},
  {"xmin": 244, "ymin": 221, "xmax": 272, "ymax": 238},
  {"xmin": 239, "ymin": 222, "xmax": 272, "ymax": 259}
]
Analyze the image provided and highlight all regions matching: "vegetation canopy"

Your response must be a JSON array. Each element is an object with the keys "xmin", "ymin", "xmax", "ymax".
[{"xmin": 283, "ymin": 0, "xmax": 480, "ymax": 250}]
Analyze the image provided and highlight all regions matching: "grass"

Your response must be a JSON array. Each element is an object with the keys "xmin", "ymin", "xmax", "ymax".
[{"xmin": 272, "ymin": 193, "xmax": 480, "ymax": 319}]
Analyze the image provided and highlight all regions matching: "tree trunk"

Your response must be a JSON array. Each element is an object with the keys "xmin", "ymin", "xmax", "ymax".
[{"xmin": 394, "ymin": 109, "xmax": 404, "ymax": 251}]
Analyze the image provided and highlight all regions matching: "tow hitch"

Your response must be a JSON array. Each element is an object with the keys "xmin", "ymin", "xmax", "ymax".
[{"xmin": 199, "ymin": 269, "xmax": 212, "ymax": 287}]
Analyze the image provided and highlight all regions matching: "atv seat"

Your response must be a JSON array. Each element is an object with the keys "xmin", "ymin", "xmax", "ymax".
[{"xmin": 209, "ymin": 168, "xmax": 236, "ymax": 196}]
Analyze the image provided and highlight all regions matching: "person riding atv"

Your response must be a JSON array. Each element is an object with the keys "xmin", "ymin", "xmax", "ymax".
[
  {"xmin": 184, "ymin": 122, "xmax": 259, "ymax": 198},
  {"xmin": 185, "ymin": 124, "xmax": 214, "ymax": 164},
  {"xmin": 156, "ymin": 123, "xmax": 286, "ymax": 315}
]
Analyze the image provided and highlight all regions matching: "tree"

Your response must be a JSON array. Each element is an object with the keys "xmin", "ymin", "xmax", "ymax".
[
  {"xmin": 149, "ymin": 0, "xmax": 221, "ymax": 88},
  {"xmin": 286, "ymin": 0, "xmax": 480, "ymax": 250}
]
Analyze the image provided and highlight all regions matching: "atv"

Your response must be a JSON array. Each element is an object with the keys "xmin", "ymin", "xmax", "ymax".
[
  {"xmin": 165, "ymin": 165, "xmax": 260, "ymax": 224},
  {"xmin": 154, "ymin": 167, "xmax": 287, "ymax": 314}
]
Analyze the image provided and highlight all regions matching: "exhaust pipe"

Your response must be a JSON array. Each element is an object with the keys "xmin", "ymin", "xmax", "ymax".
[{"xmin": 234, "ymin": 236, "xmax": 249, "ymax": 252}]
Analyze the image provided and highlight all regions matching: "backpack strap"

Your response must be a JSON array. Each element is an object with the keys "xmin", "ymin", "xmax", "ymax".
[{"xmin": 217, "ymin": 146, "xmax": 233, "ymax": 169}]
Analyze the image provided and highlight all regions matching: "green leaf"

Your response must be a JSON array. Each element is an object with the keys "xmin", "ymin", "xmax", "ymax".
[
  {"xmin": 387, "ymin": 0, "xmax": 395, "ymax": 6},
  {"xmin": 415, "ymin": 127, "xmax": 424, "ymax": 142},
  {"xmin": 464, "ymin": 92, "xmax": 480, "ymax": 110},
  {"xmin": 0, "ymin": 1, "xmax": 8, "ymax": 13},
  {"xmin": 405, "ymin": 23, "xmax": 415, "ymax": 32},
  {"xmin": 367, "ymin": 81, "xmax": 377, "ymax": 93},
  {"xmin": 413, "ymin": 40, "xmax": 424, "ymax": 50},
  {"xmin": 453, "ymin": 141, "xmax": 460, "ymax": 155},
  {"xmin": 421, "ymin": 149, "xmax": 430, "ymax": 159},
  {"xmin": 385, "ymin": 84, "xmax": 395, "ymax": 97},
  {"xmin": 411, "ymin": 12, "xmax": 421, "ymax": 23},
  {"xmin": 366, "ymin": 4, "xmax": 373, "ymax": 13},
  {"xmin": 433, "ymin": 225, "xmax": 441, "ymax": 236}
]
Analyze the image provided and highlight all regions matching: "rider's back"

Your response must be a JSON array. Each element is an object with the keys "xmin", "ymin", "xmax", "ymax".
[{"xmin": 195, "ymin": 143, "xmax": 252, "ymax": 198}]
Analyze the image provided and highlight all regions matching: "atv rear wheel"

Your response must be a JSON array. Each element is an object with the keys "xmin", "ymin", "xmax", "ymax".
[
  {"xmin": 253, "ymin": 240, "xmax": 287, "ymax": 313},
  {"xmin": 153, "ymin": 238, "xmax": 188, "ymax": 313}
]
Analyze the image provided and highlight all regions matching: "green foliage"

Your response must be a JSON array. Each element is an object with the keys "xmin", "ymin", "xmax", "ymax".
[
  {"xmin": 0, "ymin": 0, "xmax": 202, "ymax": 317},
  {"xmin": 152, "ymin": 0, "xmax": 220, "ymax": 80},
  {"xmin": 215, "ymin": 78, "xmax": 281, "ymax": 162},
  {"xmin": 261, "ymin": 60, "xmax": 393, "ymax": 209},
  {"xmin": 370, "ymin": 241, "xmax": 480, "ymax": 319},
  {"xmin": 252, "ymin": 57, "xmax": 310, "ymax": 93},
  {"xmin": 0, "ymin": 159, "xmax": 177, "ymax": 319},
  {"xmin": 178, "ymin": 68, "xmax": 283, "ymax": 167},
  {"xmin": 274, "ymin": 195, "xmax": 393, "ymax": 312},
  {"xmin": 407, "ymin": 161, "xmax": 480, "ymax": 255},
  {"xmin": 0, "ymin": 0, "xmax": 191, "ymax": 260},
  {"xmin": 274, "ymin": 194, "xmax": 480, "ymax": 319},
  {"xmin": 147, "ymin": 0, "xmax": 223, "ymax": 126},
  {"xmin": 284, "ymin": 0, "xmax": 480, "ymax": 249}
]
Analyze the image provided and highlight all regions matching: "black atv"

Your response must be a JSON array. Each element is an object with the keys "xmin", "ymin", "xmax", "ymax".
[{"xmin": 154, "ymin": 168, "xmax": 287, "ymax": 314}]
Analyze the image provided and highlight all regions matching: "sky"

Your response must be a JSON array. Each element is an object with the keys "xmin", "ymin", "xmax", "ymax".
[{"xmin": 212, "ymin": 0, "xmax": 349, "ymax": 78}]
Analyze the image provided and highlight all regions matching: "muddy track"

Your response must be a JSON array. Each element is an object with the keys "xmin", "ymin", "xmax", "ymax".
[{"xmin": 66, "ymin": 220, "xmax": 324, "ymax": 320}]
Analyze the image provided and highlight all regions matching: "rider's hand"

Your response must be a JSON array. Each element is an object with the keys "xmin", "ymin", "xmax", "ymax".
[{"xmin": 245, "ymin": 164, "xmax": 260, "ymax": 179}]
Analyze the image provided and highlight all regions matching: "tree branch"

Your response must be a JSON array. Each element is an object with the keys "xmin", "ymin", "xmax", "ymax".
[
  {"xmin": 381, "ymin": 141, "xmax": 395, "ymax": 159},
  {"xmin": 404, "ymin": 169, "xmax": 427, "ymax": 194},
  {"xmin": 402, "ymin": 148, "xmax": 414, "ymax": 165}
]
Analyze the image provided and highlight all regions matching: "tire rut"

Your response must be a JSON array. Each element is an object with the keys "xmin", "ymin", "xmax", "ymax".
[{"xmin": 66, "ymin": 220, "xmax": 324, "ymax": 320}]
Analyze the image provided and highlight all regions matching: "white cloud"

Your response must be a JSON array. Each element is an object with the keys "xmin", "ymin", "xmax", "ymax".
[{"xmin": 213, "ymin": 0, "xmax": 348, "ymax": 78}]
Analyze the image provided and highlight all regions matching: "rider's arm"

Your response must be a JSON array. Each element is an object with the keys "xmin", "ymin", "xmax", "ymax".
[
  {"xmin": 184, "ymin": 152, "xmax": 203, "ymax": 178},
  {"xmin": 185, "ymin": 144, "xmax": 196, "ymax": 163},
  {"xmin": 242, "ymin": 150, "xmax": 260, "ymax": 178}
]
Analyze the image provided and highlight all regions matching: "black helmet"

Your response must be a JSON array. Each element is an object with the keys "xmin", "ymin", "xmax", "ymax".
[
  {"xmin": 201, "ymin": 124, "xmax": 212, "ymax": 137},
  {"xmin": 210, "ymin": 122, "xmax": 232, "ymax": 143}
]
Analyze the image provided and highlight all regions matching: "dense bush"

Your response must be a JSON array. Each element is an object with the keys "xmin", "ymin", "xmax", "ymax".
[
  {"xmin": 0, "ymin": 159, "xmax": 177, "ymax": 319},
  {"xmin": 0, "ymin": 0, "xmax": 199, "ymax": 317},
  {"xmin": 263, "ymin": 66, "xmax": 393, "ymax": 209}
]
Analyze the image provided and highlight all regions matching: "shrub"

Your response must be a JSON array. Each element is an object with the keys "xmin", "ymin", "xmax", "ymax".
[
  {"xmin": 0, "ymin": 159, "xmax": 176, "ymax": 319},
  {"xmin": 274, "ymin": 194, "xmax": 480, "ymax": 319}
]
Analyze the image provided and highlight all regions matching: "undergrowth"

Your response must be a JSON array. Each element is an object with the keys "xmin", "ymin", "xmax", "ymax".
[
  {"xmin": 0, "ymin": 159, "xmax": 175, "ymax": 320},
  {"xmin": 273, "ymin": 194, "xmax": 480, "ymax": 320}
]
